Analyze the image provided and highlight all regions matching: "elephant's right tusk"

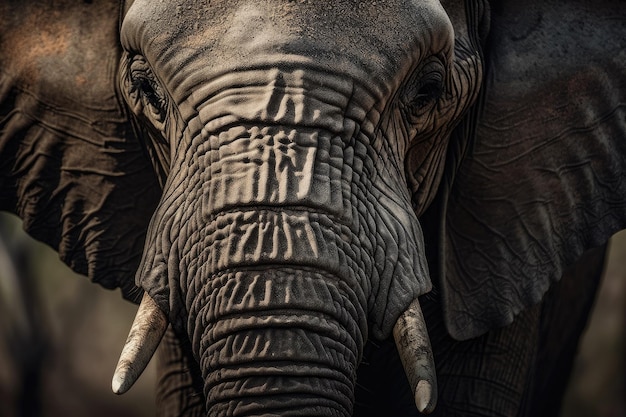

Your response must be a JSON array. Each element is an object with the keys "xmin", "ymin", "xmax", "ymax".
[
  {"xmin": 112, "ymin": 292, "xmax": 168, "ymax": 395},
  {"xmin": 393, "ymin": 297, "xmax": 437, "ymax": 414}
]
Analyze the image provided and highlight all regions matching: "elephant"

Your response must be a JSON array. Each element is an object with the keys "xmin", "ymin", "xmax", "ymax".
[{"xmin": 1, "ymin": 0, "xmax": 625, "ymax": 416}]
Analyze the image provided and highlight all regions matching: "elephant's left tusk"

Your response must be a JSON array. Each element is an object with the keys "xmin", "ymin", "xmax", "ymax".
[
  {"xmin": 112, "ymin": 292, "xmax": 168, "ymax": 394},
  {"xmin": 393, "ymin": 297, "xmax": 437, "ymax": 414}
]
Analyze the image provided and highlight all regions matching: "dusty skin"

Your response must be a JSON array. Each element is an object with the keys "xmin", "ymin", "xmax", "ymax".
[{"xmin": 1, "ymin": 0, "xmax": 625, "ymax": 416}]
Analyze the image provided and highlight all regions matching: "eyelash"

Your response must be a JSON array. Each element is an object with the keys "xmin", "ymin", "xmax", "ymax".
[
  {"xmin": 129, "ymin": 56, "xmax": 166, "ymax": 110},
  {"xmin": 123, "ymin": 53, "xmax": 170, "ymax": 132},
  {"xmin": 405, "ymin": 60, "xmax": 445, "ymax": 115},
  {"xmin": 131, "ymin": 72, "xmax": 165, "ymax": 110}
]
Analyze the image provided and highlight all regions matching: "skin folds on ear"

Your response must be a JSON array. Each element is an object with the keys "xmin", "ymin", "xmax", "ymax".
[
  {"xmin": 0, "ymin": 1, "xmax": 161, "ymax": 300},
  {"xmin": 439, "ymin": 0, "xmax": 626, "ymax": 340}
]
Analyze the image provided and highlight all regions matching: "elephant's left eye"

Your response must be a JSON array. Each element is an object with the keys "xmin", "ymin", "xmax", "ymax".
[
  {"xmin": 411, "ymin": 78, "xmax": 443, "ymax": 110},
  {"xmin": 403, "ymin": 58, "xmax": 445, "ymax": 118}
]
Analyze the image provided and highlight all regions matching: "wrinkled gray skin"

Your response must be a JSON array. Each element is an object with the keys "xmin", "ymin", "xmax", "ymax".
[{"xmin": 1, "ymin": 0, "xmax": 625, "ymax": 416}]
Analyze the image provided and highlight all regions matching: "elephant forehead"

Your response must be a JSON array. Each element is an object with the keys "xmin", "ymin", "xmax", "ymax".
[{"xmin": 121, "ymin": 0, "xmax": 453, "ymax": 91}]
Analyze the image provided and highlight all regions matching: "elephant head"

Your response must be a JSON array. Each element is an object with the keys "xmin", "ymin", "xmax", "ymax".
[{"xmin": 1, "ymin": 0, "xmax": 625, "ymax": 415}]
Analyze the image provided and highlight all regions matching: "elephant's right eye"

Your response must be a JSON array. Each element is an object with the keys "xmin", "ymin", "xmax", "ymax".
[{"xmin": 122, "ymin": 54, "xmax": 169, "ymax": 132}]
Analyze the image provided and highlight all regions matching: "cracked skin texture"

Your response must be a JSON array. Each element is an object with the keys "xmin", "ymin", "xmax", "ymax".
[{"xmin": 0, "ymin": 0, "xmax": 625, "ymax": 416}]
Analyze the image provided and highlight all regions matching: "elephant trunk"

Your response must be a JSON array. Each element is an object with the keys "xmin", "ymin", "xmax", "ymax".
[
  {"xmin": 198, "ymin": 268, "xmax": 362, "ymax": 416},
  {"xmin": 159, "ymin": 119, "xmax": 371, "ymax": 414},
  {"xmin": 113, "ymin": 289, "xmax": 436, "ymax": 415}
]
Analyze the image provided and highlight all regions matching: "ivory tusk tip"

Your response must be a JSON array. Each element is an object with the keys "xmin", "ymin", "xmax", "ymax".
[
  {"xmin": 415, "ymin": 380, "xmax": 434, "ymax": 414},
  {"xmin": 112, "ymin": 371, "xmax": 130, "ymax": 395},
  {"xmin": 111, "ymin": 292, "xmax": 168, "ymax": 396}
]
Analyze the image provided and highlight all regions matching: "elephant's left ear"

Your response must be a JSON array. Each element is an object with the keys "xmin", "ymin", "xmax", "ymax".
[
  {"xmin": 0, "ymin": 1, "xmax": 161, "ymax": 301},
  {"xmin": 439, "ymin": 0, "xmax": 626, "ymax": 340}
]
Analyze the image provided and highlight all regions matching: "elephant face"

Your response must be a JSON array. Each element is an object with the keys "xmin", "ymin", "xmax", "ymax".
[
  {"xmin": 110, "ymin": 0, "xmax": 481, "ymax": 413},
  {"xmin": 3, "ymin": 0, "xmax": 625, "ymax": 415}
]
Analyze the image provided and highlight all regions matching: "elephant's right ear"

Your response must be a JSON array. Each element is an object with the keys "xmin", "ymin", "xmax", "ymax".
[{"xmin": 0, "ymin": 1, "xmax": 161, "ymax": 301}]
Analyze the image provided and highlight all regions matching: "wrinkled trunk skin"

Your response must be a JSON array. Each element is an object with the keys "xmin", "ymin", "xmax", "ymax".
[
  {"xmin": 199, "ymin": 268, "xmax": 363, "ymax": 415},
  {"xmin": 138, "ymin": 70, "xmax": 429, "ymax": 415}
]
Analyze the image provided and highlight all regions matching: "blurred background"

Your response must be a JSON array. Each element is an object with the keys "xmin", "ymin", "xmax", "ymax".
[
  {"xmin": 0, "ymin": 211, "xmax": 623, "ymax": 417},
  {"xmin": 0, "ymin": 213, "xmax": 155, "ymax": 417}
]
